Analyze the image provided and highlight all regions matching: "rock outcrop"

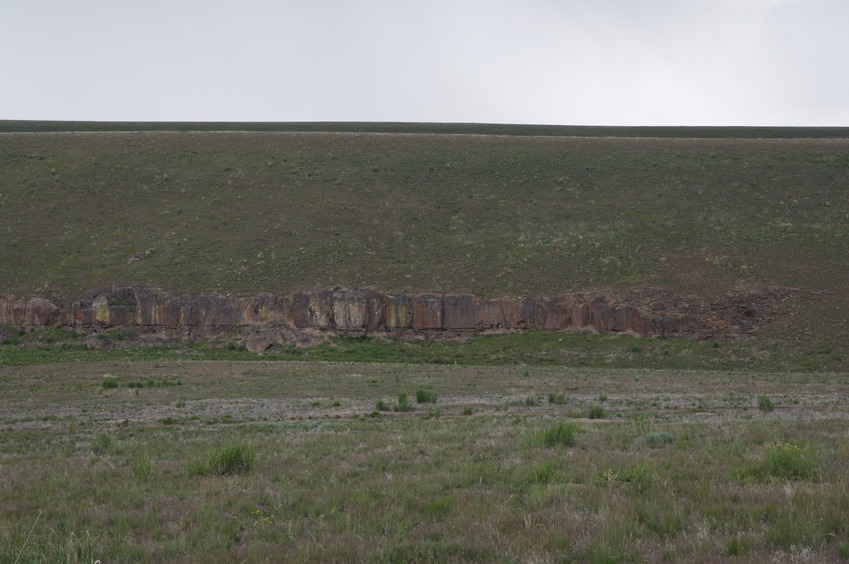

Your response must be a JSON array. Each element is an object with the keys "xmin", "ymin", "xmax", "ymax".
[{"xmin": 0, "ymin": 286, "xmax": 797, "ymax": 349}]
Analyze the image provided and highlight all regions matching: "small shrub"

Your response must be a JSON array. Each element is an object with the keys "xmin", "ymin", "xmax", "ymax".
[
  {"xmin": 463, "ymin": 405, "xmax": 475, "ymax": 416},
  {"xmin": 538, "ymin": 422, "xmax": 579, "ymax": 448},
  {"xmin": 633, "ymin": 413, "xmax": 652, "ymax": 434},
  {"xmin": 737, "ymin": 441, "xmax": 819, "ymax": 482},
  {"xmin": 762, "ymin": 441, "xmax": 819, "ymax": 480},
  {"xmin": 91, "ymin": 433, "xmax": 116, "ymax": 455},
  {"xmin": 758, "ymin": 395, "xmax": 775, "ymax": 412},
  {"xmin": 587, "ymin": 405, "xmax": 606, "ymax": 419},
  {"xmin": 175, "ymin": 400, "xmax": 186, "ymax": 408},
  {"xmin": 376, "ymin": 399, "xmax": 391, "ymax": 411},
  {"xmin": 127, "ymin": 381, "xmax": 144, "ymax": 389},
  {"xmin": 208, "ymin": 443, "xmax": 255, "ymax": 476},
  {"xmin": 548, "ymin": 393, "xmax": 566, "ymax": 405},
  {"xmin": 523, "ymin": 396, "xmax": 538, "ymax": 407},
  {"xmin": 101, "ymin": 379, "xmax": 118, "ymax": 389},
  {"xmin": 395, "ymin": 394, "xmax": 414, "ymax": 412},
  {"xmin": 598, "ymin": 393, "xmax": 608, "ymax": 402},
  {"xmin": 415, "ymin": 389, "xmax": 438, "ymax": 404}
]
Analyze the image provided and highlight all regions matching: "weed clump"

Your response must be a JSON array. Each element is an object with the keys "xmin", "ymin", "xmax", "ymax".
[
  {"xmin": 91, "ymin": 433, "xmax": 117, "ymax": 455},
  {"xmin": 415, "ymin": 389, "xmax": 438, "ymax": 404},
  {"xmin": 537, "ymin": 422, "xmax": 579, "ymax": 448},
  {"xmin": 737, "ymin": 441, "xmax": 819, "ymax": 482},
  {"xmin": 587, "ymin": 405, "xmax": 606, "ymax": 419},
  {"xmin": 209, "ymin": 443, "xmax": 255, "ymax": 475},
  {"xmin": 758, "ymin": 395, "xmax": 775, "ymax": 412},
  {"xmin": 394, "ymin": 394, "xmax": 414, "ymax": 412},
  {"xmin": 190, "ymin": 443, "xmax": 256, "ymax": 476},
  {"xmin": 547, "ymin": 393, "xmax": 566, "ymax": 405}
]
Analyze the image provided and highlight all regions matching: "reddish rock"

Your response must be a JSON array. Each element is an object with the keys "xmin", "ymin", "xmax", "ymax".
[
  {"xmin": 571, "ymin": 301, "xmax": 589, "ymax": 329},
  {"xmin": 289, "ymin": 292, "xmax": 312, "ymax": 328},
  {"xmin": 0, "ymin": 286, "xmax": 791, "ymax": 344},
  {"xmin": 307, "ymin": 290, "xmax": 335, "ymax": 329},
  {"xmin": 333, "ymin": 289, "xmax": 369, "ymax": 331},
  {"xmin": 478, "ymin": 297, "xmax": 514, "ymax": 330},
  {"xmin": 588, "ymin": 297, "xmax": 615, "ymax": 332},
  {"xmin": 154, "ymin": 297, "xmax": 183, "ymax": 329},
  {"xmin": 630, "ymin": 308, "xmax": 653, "ymax": 335},
  {"xmin": 519, "ymin": 297, "xmax": 545, "ymax": 329},
  {"xmin": 0, "ymin": 296, "xmax": 27, "ymax": 327},
  {"xmin": 412, "ymin": 294, "xmax": 443, "ymax": 330},
  {"xmin": 541, "ymin": 296, "xmax": 573, "ymax": 331},
  {"xmin": 385, "ymin": 294, "xmax": 412, "ymax": 329},
  {"xmin": 234, "ymin": 293, "xmax": 282, "ymax": 325},
  {"xmin": 442, "ymin": 294, "xmax": 477, "ymax": 330},
  {"xmin": 363, "ymin": 290, "xmax": 386, "ymax": 332},
  {"xmin": 652, "ymin": 316, "xmax": 683, "ymax": 335},
  {"xmin": 133, "ymin": 288, "xmax": 164, "ymax": 326},
  {"xmin": 24, "ymin": 297, "xmax": 60, "ymax": 327},
  {"xmin": 183, "ymin": 294, "xmax": 233, "ymax": 329},
  {"xmin": 613, "ymin": 306, "xmax": 631, "ymax": 332}
]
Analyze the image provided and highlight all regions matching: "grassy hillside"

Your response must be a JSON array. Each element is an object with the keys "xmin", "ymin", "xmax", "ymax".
[
  {"xmin": 2, "ymin": 129, "xmax": 847, "ymax": 296},
  {"xmin": 1, "ymin": 126, "xmax": 848, "ymax": 362}
]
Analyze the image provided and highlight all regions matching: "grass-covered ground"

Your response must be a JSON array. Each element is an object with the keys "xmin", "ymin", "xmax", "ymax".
[
  {"xmin": 1, "ymin": 326, "xmax": 847, "ymax": 373},
  {"xmin": 2, "ymin": 123, "xmax": 848, "ymax": 561},
  {"xmin": 3, "ymin": 130, "xmax": 848, "ymax": 300},
  {"xmin": 2, "ymin": 361, "xmax": 848, "ymax": 562}
]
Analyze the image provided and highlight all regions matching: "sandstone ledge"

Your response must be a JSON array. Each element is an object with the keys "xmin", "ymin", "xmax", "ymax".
[{"xmin": 0, "ymin": 286, "xmax": 797, "ymax": 351}]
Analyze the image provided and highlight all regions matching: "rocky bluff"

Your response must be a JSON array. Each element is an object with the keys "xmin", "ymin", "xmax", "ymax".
[{"xmin": 0, "ymin": 286, "xmax": 795, "ymax": 352}]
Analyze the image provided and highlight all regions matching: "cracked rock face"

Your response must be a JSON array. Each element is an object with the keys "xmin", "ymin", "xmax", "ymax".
[{"xmin": 0, "ymin": 286, "xmax": 797, "ymax": 348}]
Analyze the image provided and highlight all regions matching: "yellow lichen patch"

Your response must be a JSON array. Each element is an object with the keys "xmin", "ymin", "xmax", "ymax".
[{"xmin": 93, "ymin": 295, "xmax": 110, "ymax": 324}]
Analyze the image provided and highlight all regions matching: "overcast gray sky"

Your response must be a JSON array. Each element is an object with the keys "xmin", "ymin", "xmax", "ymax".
[{"xmin": 3, "ymin": 0, "xmax": 847, "ymax": 125}]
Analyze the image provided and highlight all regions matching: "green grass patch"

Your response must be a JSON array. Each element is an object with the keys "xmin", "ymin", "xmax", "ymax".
[
  {"xmin": 415, "ymin": 389, "xmax": 438, "ymax": 404},
  {"xmin": 190, "ymin": 443, "xmax": 256, "ymax": 477},
  {"xmin": 394, "ymin": 394, "xmax": 414, "ymax": 412},
  {"xmin": 536, "ymin": 422, "xmax": 579, "ymax": 448},
  {"xmin": 737, "ymin": 441, "xmax": 820, "ymax": 482},
  {"xmin": 587, "ymin": 405, "xmax": 606, "ymax": 419},
  {"xmin": 547, "ymin": 392, "xmax": 566, "ymax": 405}
]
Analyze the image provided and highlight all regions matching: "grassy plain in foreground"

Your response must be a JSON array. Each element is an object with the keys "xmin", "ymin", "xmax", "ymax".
[{"xmin": 2, "ymin": 361, "xmax": 848, "ymax": 562}]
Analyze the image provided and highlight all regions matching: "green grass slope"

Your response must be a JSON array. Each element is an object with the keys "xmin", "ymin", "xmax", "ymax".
[{"xmin": 1, "ymin": 127, "xmax": 848, "ymax": 362}]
